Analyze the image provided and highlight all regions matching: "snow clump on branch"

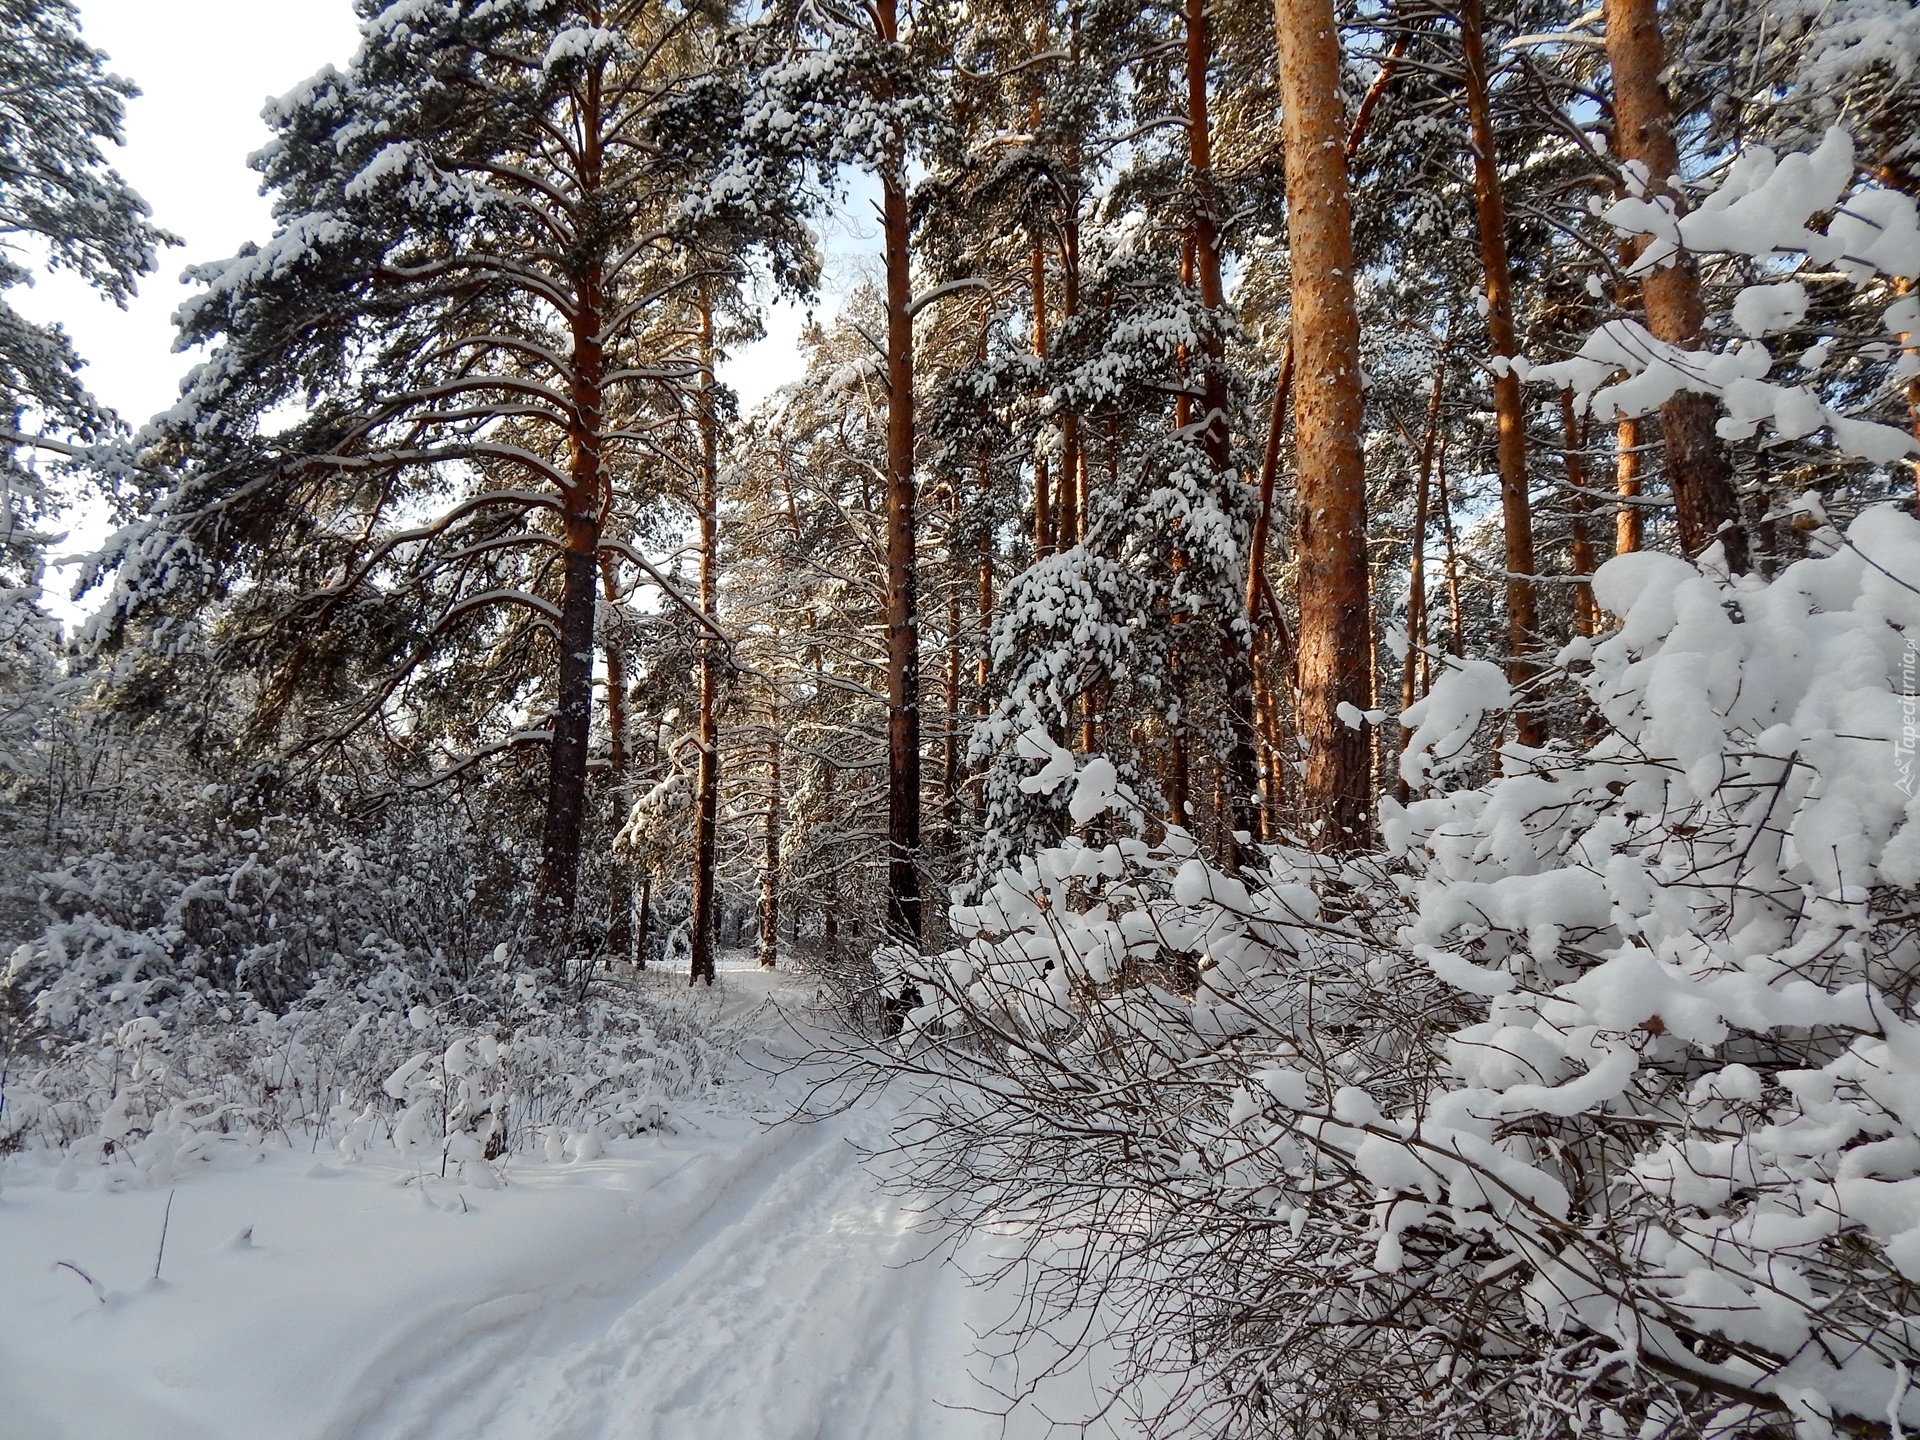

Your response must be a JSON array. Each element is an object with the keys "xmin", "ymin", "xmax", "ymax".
[{"xmin": 1528, "ymin": 127, "xmax": 1920, "ymax": 466}]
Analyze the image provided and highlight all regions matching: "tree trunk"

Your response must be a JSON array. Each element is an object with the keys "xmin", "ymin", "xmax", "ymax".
[
  {"xmin": 599, "ymin": 554, "xmax": 629, "ymax": 778},
  {"xmin": 1183, "ymin": 0, "xmax": 1259, "ymax": 859},
  {"xmin": 1031, "ymin": 244, "xmax": 1053, "ymax": 560},
  {"xmin": 1274, "ymin": 0, "xmax": 1372, "ymax": 847},
  {"xmin": 1603, "ymin": 0, "xmax": 1747, "ymax": 570},
  {"xmin": 1397, "ymin": 353, "xmax": 1445, "ymax": 805},
  {"xmin": 689, "ymin": 295, "xmax": 721, "ymax": 988},
  {"xmin": 1248, "ymin": 347, "xmax": 1294, "ymax": 837},
  {"xmin": 760, "ymin": 703, "xmax": 780, "ymax": 970},
  {"xmin": 977, "ymin": 527, "xmax": 993, "ymax": 711},
  {"xmin": 1561, "ymin": 392, "xmax": 1601, "ymax": 636},
  {"xmin": 1166, "ymin": 669, "xmax": 1190, "ymax": 830},
  {"xmin": 535, "ymin": 66, "xmax": 604, "ymax": 919},
  {"xmin": 1461, "ymin": 0, "xmax": 1543, "ymax": 745},
  {"xmin": 1616, "ymin": 416, "xmax": 1644, "ymax": 553},
  {"xmin": 1246, "ymin": 346, "xmax": 1295, "ymax": 624},
  {"xmin": 1241, "ymin": 5, "xmax": 1403, "ymax": 604},
  {"xmin": 1060, "ymin": 218, "xmax": 1084, "ymax": 549},
  {"xmin": 945, "ymin": 487, "xmax": 962, "ymax": 814},
  {"xmin": 599, "ymin": 553, "xmax": 633, "ymax": 966},
  {"xmin": 1237, "ymin": 20, "xmax": 1401, "ymax": 841},
  {"xmin": 1436, "ymin": 439, "xmax": 1463, "ymax": 655},
  {"xmin": 1167, "ymin": 237, "xmax": 1195, "ymax": 832},
  {"xmin": 880, "ymin": 0, "xmax": 922, "ymax": 944}
]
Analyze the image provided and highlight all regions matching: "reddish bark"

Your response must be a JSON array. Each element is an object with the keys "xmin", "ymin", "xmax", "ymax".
[
  {"xmin": 1561, "ymin": 392, "xmax": 1601, "ymax": 636},
  {"xmin": 1604, "ymin": 0, "xmax": 1747, "ymax": 570},
  {"xmin": 1616, "ymin": 416, "xmax": 1644, "ymax": 554},
  {"xmin": 880, "ymin": 0, "xmax": 921, "ymax": 942},
  {"xmin": 534, "ymin": 65, "xmax": 605, "ymax": 918},
  {"xmin": 1274, "ymin": 0, "xmax": 1373, "ymax": 846},
  {"xmin": 1461, "ymin": 0, "xmax": 1543, "ymax": 745}
]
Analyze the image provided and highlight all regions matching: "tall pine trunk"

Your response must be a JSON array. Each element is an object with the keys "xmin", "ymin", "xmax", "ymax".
[
  {"xmin": 1166, "ymin": 238, "xmax": 1196, "ymax": 831},
  {"xmin": 599, "ymin": 554, "xmax": 629, "ymax": 778},
  {"xmin": 535, "ymin": 67, "xmax": 605, "ymax": 918},
  {"xmin": 1437, "ymin": 448, "xmax": 1464, "ymax": 655},
  {"xmin": 1603, "ymin": 0, "xmax": 1747, "ymax": 570},
  {"xmin": 1031, "ymin": 243, "xmax": 1053, "ymax": 559},
  {"xmin": 880, "ymin": 0, "xmax": 921, "ymax": 944},
  {"xmin": 1461, "ymin": 0, "xmax": 1543, "ymax": 745},
  {"xmin": 760, "ymin": 701, "xmax": 780, "ymax": 970},
  {"xmin": 689, "ymin": 295, "xmax": 721, "ymax": 987},
  {"xmin": 1397, "ymin": 352, "xmax": 1446, "ymax": 805},
  {"xmin": 1616, "ymin": 417, "xmax": 1644, "ymax": 553},
  {"xmin": 1060, "ymin": 219, "xmax": 1084, "ymax": 549},
  {"xmin": 945, "ymin": 484, "xmax": 963, "ymax": 811},
  {"xmin": 1561, "ymin": 393, "xmax": 1601, "ymax": 635},
  {"xmin": 1240, "ymin": 27, "xmax": 1401, "ymax": 839},
  {"xmin": 600, "ymin": 554, "xmax": 632, "ymax": 965},
  {"xmin": 1185, "ymin": 0, "xmax": 1260, "ymax": 859},
  {"xmin": 1274, "ymin": 0, "xmax": 1372, "ymax": 846},
  {"xmin": 1248, "ymin": 346, "xmax": 1293, "ymax": 837}
]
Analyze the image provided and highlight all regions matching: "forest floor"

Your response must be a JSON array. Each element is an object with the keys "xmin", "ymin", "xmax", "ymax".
[{"xmin": 0, "ymin": 957, "xmax": 1135, "ymax": 1440}]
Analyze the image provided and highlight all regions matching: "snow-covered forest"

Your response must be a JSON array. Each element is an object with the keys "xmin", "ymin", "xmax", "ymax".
[{"xmin": 5, "ymin": 0, "xmax": 1920, "ymax": 1434}]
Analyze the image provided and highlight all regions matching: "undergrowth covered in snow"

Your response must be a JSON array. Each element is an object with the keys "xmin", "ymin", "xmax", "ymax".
[
  {"xmin": 873, "ymin": 503, "xmax": 1920, "ymax": 1439},
  {"xmin": 1, "ymin": 778, "xmax": 747, "ymax": 1189},
  {"xmin": 2, "ymin": 977, "xmax": 746, "ymax": 1192}
]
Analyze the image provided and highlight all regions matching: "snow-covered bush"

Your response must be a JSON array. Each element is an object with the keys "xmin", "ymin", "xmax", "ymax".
[
  {"xmin": 0, "ymin": 745, "xmax": 737, "ymax": 1180},
  {"xmin": 2, "ymin": 976, "xmax": 742, "ymax": 1188},
  {"xmin": 877, "ymin": 504, "xmax": 1920, "ymax": 1438},
  {"xmin": 1529, "ymin": 127, "xmax": 1919, "ymax": 473},
  {"xmin": 6, "ymin": 803, "xmax": 518, "ymax": 1036}
]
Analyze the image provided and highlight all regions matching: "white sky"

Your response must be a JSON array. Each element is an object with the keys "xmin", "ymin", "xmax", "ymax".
[{"xmin": 20, "ymin": 0, "xmax": 824, "ymax": 624}]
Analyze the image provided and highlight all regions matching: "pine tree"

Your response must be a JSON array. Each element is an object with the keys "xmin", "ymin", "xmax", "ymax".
[
  {"xmin": 105, "ymin": 0, "xmax": 809, "ymax": 923},
  {"xmin": 1602, "ymin": 0, "xmax": 1747, "ymax": 568},
  {"xmin": 0, "ymin": 0, "xmax": 169, "ymax": 821},
  {"xmin": 1272, "ymin": 0, "xmax": 1371, "ymax": 847}
]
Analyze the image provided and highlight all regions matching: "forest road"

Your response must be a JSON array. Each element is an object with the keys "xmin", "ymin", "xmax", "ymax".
[
  {"xmin": 338, "ymin": 1104, "xmax": 976, "ymax": 1440},
  {"xmin": 0, "ymin": 964, "xmax": 1126, "ymax": 1440},
  {"xmin": 321, "ymin": 968, "xmax": 1119, "ymax": 1440}
]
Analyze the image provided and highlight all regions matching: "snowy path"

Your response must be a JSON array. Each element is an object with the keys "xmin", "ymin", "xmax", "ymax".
[
  {"xmin": 1, "ymin": 967, "xmax": 1131, "ymax": 1440},
  {"xmin": 384, "ymin": 1103, "xmax": 972, "ymax": 1440}
]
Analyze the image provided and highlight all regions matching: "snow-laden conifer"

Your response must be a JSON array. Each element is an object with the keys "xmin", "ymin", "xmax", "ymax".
[
  {"xmin": 0, "ymin": 0, "xmax": 168, "ymax": 829},
  {"xmin": 98, "ymin": 0, "xmax": 812, "ymax": 918}
]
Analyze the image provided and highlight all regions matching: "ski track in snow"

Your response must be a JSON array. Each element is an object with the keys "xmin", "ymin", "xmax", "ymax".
[{"xmin": 0, "ymin": 963, "xmax": 1134, "ymax": 1440}]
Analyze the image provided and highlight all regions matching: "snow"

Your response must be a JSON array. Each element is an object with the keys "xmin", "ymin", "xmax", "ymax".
[
  {"xmin": 1395, "ymin": 657, "xmax": 1511, "ymax": 788},
  {"xmin": 543, "ymin": 27, "xmax": 618, "ymax": 71},
  {"xmin": 1528, "ymin": 126, "xmax": 1920, "ymax": 464},
  {"xmin": 0, "ymin": 966, "xmax": 1134, "ymax": 1440},
  {"xmin": 1732, "ymin": 280, "xmax": 1809, "ymax": 337},
  {"xmin": 893, "ymin": 503, "xmax": 1920, "ymax": 1430}
]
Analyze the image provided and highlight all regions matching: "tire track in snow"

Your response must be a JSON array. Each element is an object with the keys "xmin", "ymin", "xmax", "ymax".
[
  {"xmin": 319, "ymin": 1113, "xmax": 839, "ymax": 1440},
  {"xmin": 519, "ymin": 1108, "xmax": 958, "ymax": 1440}
]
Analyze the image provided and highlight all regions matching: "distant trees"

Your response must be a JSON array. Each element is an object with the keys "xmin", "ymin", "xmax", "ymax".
[{"xmin": 1602, "ymin": 0, "xmax": 1745, "ymax": 570}]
